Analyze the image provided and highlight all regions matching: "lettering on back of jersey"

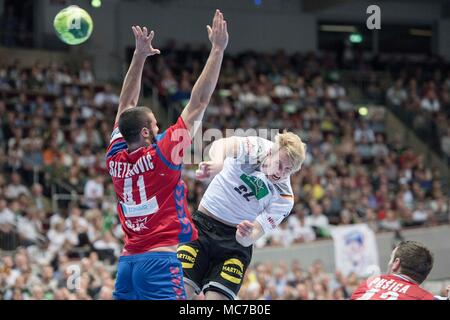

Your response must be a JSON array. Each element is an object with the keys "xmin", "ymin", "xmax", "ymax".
[{"xmin": 109, "ymin": 154, "xmax": 154, "ymax": 178}]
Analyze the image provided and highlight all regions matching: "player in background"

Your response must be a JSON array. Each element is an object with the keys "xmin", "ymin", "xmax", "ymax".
[
  {"xmin": 177, "ymin": 134, "xmax": 307, "ymax": 300},
  {"xmin": 106, "ymin": 9, "xmax": 228, "ymax": 300},
  {"xmin": 351, "ymin": 241, "xmax": 437, "ymax": 300}
]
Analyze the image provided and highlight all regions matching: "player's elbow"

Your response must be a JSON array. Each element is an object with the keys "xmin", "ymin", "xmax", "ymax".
[
  {"xmin": 188, "ymin": 97, "xmax": 209, "ymax": 111},
  {"xmin": 118, "ymin": 99, "xmax": 137, "ymax": 111}
]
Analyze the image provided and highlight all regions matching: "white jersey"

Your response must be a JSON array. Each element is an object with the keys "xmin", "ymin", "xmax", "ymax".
[{"xmin": 200, "ymin": 136, "xmax": 294, "ymax": 234}]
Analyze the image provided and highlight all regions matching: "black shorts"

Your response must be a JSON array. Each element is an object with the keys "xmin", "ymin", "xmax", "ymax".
[{"xmin": 177, "ymin": 210, "xmax": 253, "ymax": 300}]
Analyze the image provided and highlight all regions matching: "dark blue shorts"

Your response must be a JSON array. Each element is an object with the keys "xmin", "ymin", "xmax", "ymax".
[{"xmin": 113, "ymin": 251, "xmax": 186, "ymax": 300}]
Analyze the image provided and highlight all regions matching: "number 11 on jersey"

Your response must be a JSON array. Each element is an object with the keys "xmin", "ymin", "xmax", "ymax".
[{"xmin": 123, "ymin": 175, "xmax": 148, "ymax": 204}]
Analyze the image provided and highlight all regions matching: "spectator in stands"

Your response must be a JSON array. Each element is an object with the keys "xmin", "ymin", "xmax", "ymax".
[
  {"xmin": 83, "ymin": 169, "xmax": 104, "ymax": 209},
  {"xmin": 4, "ymin": 173, "xmax": 30, "ymax": 200},
  {"xmin": 94, "ymin": 84, "xmax": 119, "ymax": 107},
  {"xmin": 305, "ymin": 202, "xmax": 331, "ymax": 238},
  {"xmin": 421, "ymin": 89, "xmax": 440, "ymax": 113},
  {"xmin": 30, "ymin": 183, "xmax": 51, "ymax": 215},
  {"xmin": 386, "ymin": 79, "xmax": 407, "ymax": 107},
  {"xmin": 79, "ymin": 60, "xmax": 95, "ymax": 85},
  {"xmin": 379, "ymin": 209, "xmax": 401, "ymax": 231},
  {"xmin": 287, "ymin": 207, "xmax": 316, "ymax": 243}
]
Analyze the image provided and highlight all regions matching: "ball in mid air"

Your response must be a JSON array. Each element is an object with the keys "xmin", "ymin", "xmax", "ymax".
[{"xmin": 53, "ymin": 5, "xmax": 93, "ymax": 45}]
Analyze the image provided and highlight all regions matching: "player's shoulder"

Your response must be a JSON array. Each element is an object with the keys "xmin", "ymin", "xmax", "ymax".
[
  {"xmin": 414, "ymin": 285, "xmax": 436, "ymax": 300},
  {"xmin": 106, "ymin": 147, "xmax": 126, "ymax": 162},
  {"xmin": 241, "ymin": 135, "xmax": 273, "ymax": 155},
  {"xmin": 167, "ymin": 116, "xmax": 190, "ymax": 133}
]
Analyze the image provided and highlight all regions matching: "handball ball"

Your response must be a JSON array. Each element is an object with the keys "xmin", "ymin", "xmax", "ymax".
[{"xmin": 53, "ymin": 5, "xmax": 93, "ymax": 45}]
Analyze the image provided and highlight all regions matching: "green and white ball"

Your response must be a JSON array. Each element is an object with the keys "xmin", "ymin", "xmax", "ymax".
[{"xmin": 53, "ymin": 5, "xmax": 93, "ymax": 45}]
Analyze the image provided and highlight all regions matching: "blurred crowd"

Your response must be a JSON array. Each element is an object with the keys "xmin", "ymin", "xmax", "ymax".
[
  {"xmin": 0, "ymin": 247, "xmax": 114, "ymax": 300},
  {"xmin": 384, "ymin": 75, "xmax": 450, "ymax": 160},
  {"xmin": 0, "ymin": 43, "xmax": 449, "ymax": 299}
]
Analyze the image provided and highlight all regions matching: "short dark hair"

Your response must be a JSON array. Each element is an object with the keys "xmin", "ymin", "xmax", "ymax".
[
  {"xmin": 394, "ymin": 241, "xmax": 433, "ymax": 284},
  {"xmin": 118, "ymin": 107, "xmax": 153, "ymax": 144}
]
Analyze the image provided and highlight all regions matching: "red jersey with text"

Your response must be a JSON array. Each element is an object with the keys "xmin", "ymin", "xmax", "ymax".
[
  {"xmin": 351, "ymin": 274, "xmax": 435, "ymax": 300},
  {"xmin": 106, "ymin": 116, "xmax": 197, "ymax": 255}
]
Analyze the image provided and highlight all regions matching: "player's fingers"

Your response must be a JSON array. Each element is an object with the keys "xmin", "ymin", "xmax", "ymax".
[
  {"xmin": 238, "ymin": 223, "xmax": 252, "ymax": 234},
  {"xmin": 132, "ymin": 26, "xmax": 138, "ymax": 37},
  {"xmin": 242, "ymin": 220, "xmax": 254, "ymax": 228},
  {"xmin": 217, "ymin": 11, "xmax": 224, "ymax": 30},
  {"xmin": 237, "ymin": 228, "xmax": 248, "ymax": 238},
  {"xmin": 213, "ymin": 9, "xmax": 220, "ymax": 30},
  {"xmin": 221, "ymin": 21, "xmax": 226, "ymax": 34},
  {"xmin": 196, "ymin": 167, "xmax": 206, "ymax": 175},
  {"xmin": 195, "ymin": 168, "xmax": 208, "ymax": 179},
  {"xmin": 136, "ymin": 26, "xmax": 143, "ymax": 37},
  {"xmin": 148, "ymin": 30, "xmax": 154, "ymax": 41},
  {"xmin": 206, "ymin": 25, "xmax": 212, "ymax": 37},
  {"xmin": 142, "ymin": 26, "xmax": 148, "ymax": 37}
]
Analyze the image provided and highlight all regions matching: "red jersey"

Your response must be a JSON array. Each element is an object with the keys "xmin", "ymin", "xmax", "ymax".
[
  {"xmin": 106, "ymin": 116, "xmax": 198, "ymax": 255},
  {"xmin": 351, "ymin": 274, "xmax": 435, "ymax": 300}
]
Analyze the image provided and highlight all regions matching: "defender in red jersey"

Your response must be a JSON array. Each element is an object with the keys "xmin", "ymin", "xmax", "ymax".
[
  {"xmin": 351, "ymin": 241, "xmax": 435, "ymax": 300},
  {"xmin": 107, "ymin": 10, "xmax": 229, "ymax": 300}
]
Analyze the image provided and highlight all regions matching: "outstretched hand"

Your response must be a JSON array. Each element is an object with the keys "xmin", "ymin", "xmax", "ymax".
[
  {"xmin": 207, "ymin": 9, "xmax": 228, "ymax": 51},
  {"xmin": 132, "ymin": 26, "xmax": 161, "ymax": 57}
]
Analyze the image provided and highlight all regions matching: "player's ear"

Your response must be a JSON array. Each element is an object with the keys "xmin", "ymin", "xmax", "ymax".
[
  {"xmin": 392, "ymin": 257, "xmax": 401, "ymax": 272},
  {"xmin": 141, "ymin": 127, "xmax": 150, "ymax": 138}
]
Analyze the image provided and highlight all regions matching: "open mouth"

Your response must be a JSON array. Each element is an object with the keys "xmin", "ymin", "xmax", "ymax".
[{"xmin": 271, "ymin": 175, "xmax": 280, "ymax": 181}]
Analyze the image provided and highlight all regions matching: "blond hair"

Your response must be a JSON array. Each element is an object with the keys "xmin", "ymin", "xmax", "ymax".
[{"xmin": 274, "ymin": 131, "xmax": 307, "ymax": 172}]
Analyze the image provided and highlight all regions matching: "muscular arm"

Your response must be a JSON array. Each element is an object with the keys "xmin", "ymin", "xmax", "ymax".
[
  {"xmin": 181, "ymin": 10, "xmax": 228, "ymax": 132},
  {"xmin": 195, "ymin": 136, "xmax": 240, "ymax": 180},
  {"xmin": 115, "ymin": 26, "xmax": 160, "ymax": 124},
  {"xmin": 208, "ymin": 137, "xmax": 240, "ymax": 163}
]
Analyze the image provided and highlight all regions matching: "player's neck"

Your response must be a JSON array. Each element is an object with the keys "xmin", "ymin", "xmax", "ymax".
[
  {"xmin": 128, "ymin": 141, "xmax": 150, "ymax": 153},
  {"xmin": 392, "ymin": 272, "xmax": 418, "ymax": 284}
]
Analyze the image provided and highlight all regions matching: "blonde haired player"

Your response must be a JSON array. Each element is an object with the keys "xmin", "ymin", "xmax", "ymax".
[{"xmin": 177, "ymin": 132, "xmax": 306, "ymax": 300}]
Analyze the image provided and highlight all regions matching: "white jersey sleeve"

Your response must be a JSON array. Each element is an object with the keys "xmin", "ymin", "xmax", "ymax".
[
  {"xmin": 235, "ymin": 136, "xmax": 272, "ymax": 165},
  {"xmin": 255, "ymin": 193, "xmax": 294, "ymax": 234}
]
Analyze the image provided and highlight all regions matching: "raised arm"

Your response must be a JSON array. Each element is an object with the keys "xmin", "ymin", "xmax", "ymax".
[
  {"xmin": 181, "ymin": 9, "xmax": 228, "ymax": 131},
  {"xmin": 115, "ymin": 26, "xmax": 160, "ymax": 124},
  {"xmin": 195, "ymin": 136, "xmax": 240, "ymax": 180}
]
